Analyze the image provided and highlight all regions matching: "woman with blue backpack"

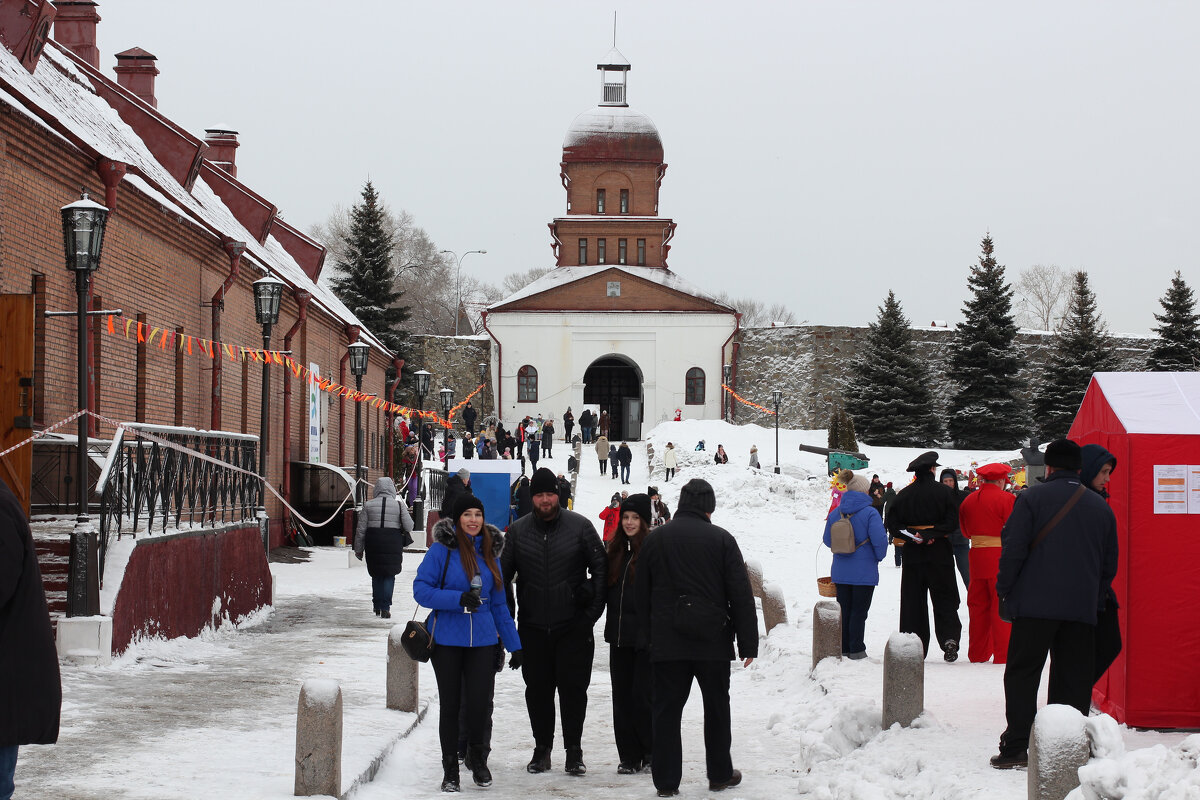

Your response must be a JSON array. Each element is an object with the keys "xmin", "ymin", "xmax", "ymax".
[{"xmin": 822, "ymin": 472, "xmax": 889, "ymax": 659}]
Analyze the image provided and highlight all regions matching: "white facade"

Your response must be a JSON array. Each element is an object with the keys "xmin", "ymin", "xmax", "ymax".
[{"xmin": 485, "ymin": 310, "xmax": 735, "ymax": 432}]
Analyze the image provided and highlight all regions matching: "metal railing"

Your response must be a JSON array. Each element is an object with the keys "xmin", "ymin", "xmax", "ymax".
[
  {"xmin": 96, "ymin": 423, "xmax": 259, "ymax": 573},
  {"xmin": 31, "ymin": 437, "xmax": 110, "ymax": 514},
  {"xmin": 423, "ymin": 466, "xmax": 448, "ymax": 516}
]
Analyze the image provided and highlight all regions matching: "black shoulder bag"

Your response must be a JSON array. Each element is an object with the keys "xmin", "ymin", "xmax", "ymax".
[
  {"xmin": 401, "ymin": 553, "xmax": 452, "ymax": 662},
  {"xmin": 998, "ymin": 484, "xmax": 1087, "ymax": 623}
]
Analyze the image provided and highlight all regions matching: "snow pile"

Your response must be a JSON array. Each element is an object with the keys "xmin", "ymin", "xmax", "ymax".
[{"xmin": 1070, "ymin": 735, "xmax": 1200, "ymax": 799}]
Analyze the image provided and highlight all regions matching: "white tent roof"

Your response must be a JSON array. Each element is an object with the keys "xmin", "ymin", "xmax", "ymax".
[{"xmin": 1093, "ymin": 372, "xmax": 1200, "ymax": 434}]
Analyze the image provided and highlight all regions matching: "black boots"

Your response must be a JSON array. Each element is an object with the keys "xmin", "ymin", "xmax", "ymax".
[
  {"xmin": 465, "ymin": 746, "xmax": 492, "ymax": 787},
  {"xmin": 565, "ymin": 747, "xmax": 586, "ymax": 776},
  {"xmin": 440, "ymin": 756, "xmax": 460, "ymax": 792},
  {"xmin": 527, "ymin": 745, "xmax": 551, "ymax": 774}
]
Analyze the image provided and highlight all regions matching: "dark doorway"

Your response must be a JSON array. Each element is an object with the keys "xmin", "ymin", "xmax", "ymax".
[{"xmin": 583, "ymin": 356, "xmax": 643, "ymax": 441}]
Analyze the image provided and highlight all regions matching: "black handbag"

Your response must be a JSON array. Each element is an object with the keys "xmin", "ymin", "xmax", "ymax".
[{"xmin": 401, "ymin": 552, "xmax": 451, "ymax": 662}]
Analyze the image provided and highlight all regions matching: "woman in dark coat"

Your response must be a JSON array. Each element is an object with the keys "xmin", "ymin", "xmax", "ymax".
[
  {"xmin": 604, "ymin": 493, "xmax": 653, "ymax": 774},
  {"xmin": 541, "ymin": 419, "xmax": 555, "ymax": 458},
  {"xmin": 563, "ymin": 408, "xmax": 575, "ymax": 443},
  {"xmin": 354, "ymin": 477, "xmax": 415, "ymax": 618}
]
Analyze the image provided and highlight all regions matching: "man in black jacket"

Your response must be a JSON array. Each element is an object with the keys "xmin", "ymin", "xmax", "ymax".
[
  {"xmin": 461, "ymin": 401, "xmax": 477, "ymax": 436},
  {"xmin": 439, "ymin": 468, "xmax": 472, "ymax": 520},
  {"xmin": 635, "ymin": 479, "xmax": 758, "ymax": 797},
  {"xmin": 991, "ymin": 439, "xmax": 1118, "ymax": 769},
  {"xmin": 0, "ymin": 477, "xmax": 61, "ymax": 797},
  {"xmin": 501, "ymin": 468, "xmax": 607, "ymax": 777},
  {"xmin": 885, "ymin": 451, "xmax": 962, "ymax": 661}
]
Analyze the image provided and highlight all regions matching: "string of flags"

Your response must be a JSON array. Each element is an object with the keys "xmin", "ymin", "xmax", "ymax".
[
  {"xmin": 104, "ymin": 314, "xmax": 482, "ymax": 429},
  {"xmin": 721, "ymin": 384, "xmax": 778, "ymax": 416}
]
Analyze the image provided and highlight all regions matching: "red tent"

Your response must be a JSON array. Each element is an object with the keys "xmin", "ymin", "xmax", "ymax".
[{"xmin": 1069, "ymin": 371, "xmax": 1200, "ymax": 728}]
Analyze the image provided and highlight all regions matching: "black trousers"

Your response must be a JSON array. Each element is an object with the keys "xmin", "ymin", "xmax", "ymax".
[
  {"xmin": 431, "ymin": 644, "xmax": 496, "ymax": 762},
  {"xmin": 664, "ymin": 467, "xmax": 675, "ymax": 481},
  {"xmin": 835, "ymin": 584, "xmax": 875, "ymax": 655},
  {"xmin": 519, "ymin": 623, "xmax": 594, "ymax": 749},
  {"xmin": 600, "ymin": 457, "xmax": 608, "ymax": 475},
  {"xmin": 899, "ymin": 557, "xmax": 961, "ymax": 656},
  {"xmin": 651, "ymin": 660, "xmax": 734, "ymax": 793},
  {"xmin": 457, "ymin": 644, "xmax": 500, "ymax": 754},
  {"xmin": 1000, "ymin": 618, "xmax": 1094, "ymax": 754},
  {"xmin": 610, "ymin": 645, "xmax": 653, "ymax": 766}
]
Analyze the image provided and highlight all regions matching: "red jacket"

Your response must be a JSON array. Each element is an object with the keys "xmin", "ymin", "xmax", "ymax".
[
  {"xmin": 598, "ymin": 506, "xmax": 620, "ymax": 542},
  {"xmin": 958, "ymin": 483, "xmax": 1015, "ymax": 543}
]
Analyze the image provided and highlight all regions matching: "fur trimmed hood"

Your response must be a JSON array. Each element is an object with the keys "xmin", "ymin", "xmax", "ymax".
[{"xmin": 432, "ymin": 517, "xmax": 505, "ymax": 557}]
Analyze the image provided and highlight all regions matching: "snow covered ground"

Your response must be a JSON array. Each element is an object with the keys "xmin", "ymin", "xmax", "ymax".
[{"xmin": 20, "ymin": 418, "xmax": 1195, "ymax": 799}]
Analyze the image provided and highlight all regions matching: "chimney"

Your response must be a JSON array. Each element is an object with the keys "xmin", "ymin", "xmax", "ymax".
[
  {"xmin": 204, "ymin": 127, "xmax": 240, "ymax": 177},
  {"xmin": 114, "ymin": 47, "xmax": 158, "ymax": 108},
  {"xmin": 52, "ymin": 0, "xmax": 101, "ymax": 69}
]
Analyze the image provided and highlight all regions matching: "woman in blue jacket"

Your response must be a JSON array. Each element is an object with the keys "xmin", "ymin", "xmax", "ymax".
[
  {"xmin": 415, "ymin": 495, "xmax": 522, "ymax": 792},
  {"xmin": 822, "ymin": 473, "xmax": 889, "ymax": 659}
]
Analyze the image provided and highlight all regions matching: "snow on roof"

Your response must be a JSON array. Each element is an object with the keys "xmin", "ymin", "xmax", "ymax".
[
  {"xmin": 488, "ymin": 265, "xmax": 735, "ymax": 312},
  {"xmin": 0, "ymin": 43, "xmax": 387, "ymax": 355},
  {"xmin": 598, "ymin": 47, "xmax": 630, "ymax": 67},
  {"xmin": 563, "ymin": 105, "xmax": 661, "ymax": 147},
  {"xmin": 1093, "ymin": 372, "xmax": 1200, "ymax": 434}
]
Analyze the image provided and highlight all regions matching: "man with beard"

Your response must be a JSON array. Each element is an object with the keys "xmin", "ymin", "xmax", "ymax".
[{"xmin": 501, "ymin": 468, "xmax": 607, "ymax": 777}]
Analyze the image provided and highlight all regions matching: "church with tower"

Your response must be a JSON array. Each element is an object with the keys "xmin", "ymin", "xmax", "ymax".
[{"xmin": 482, "ymin": 48, "xmax": 738, "ymax": 440}]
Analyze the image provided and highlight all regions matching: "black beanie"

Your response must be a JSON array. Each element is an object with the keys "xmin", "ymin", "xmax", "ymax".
[
  {"xmin": 620, "ymin": 493, "xmax": 652, "ymax": 526},
  {"xmin": 529, "ymin": 467, "xmax": 559, "ymax": 496},
  {"xmin": 452, "ymin": 492, "xmax": 484, "ymax": 524},
  {"xmin": 678, "ymin": 478, "xmax": 717, "ymax": 515},
  {"xmin": 1044, "ymin": 439, "xmax": 1082, "ymax": 471}
]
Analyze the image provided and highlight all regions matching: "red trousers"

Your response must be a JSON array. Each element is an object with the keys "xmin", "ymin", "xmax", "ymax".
[{"xmin": 967, "ymin": 548, "xmax": 1011, "ymax": 664}]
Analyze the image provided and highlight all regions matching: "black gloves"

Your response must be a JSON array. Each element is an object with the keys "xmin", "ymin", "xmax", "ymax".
[
  {"xmin": 458, "ymin": 591, "xmax": 482, "ymax": 611},
  {"xmin": 509, "ymin": 650, "xmax": 523, "ymax": 670}
]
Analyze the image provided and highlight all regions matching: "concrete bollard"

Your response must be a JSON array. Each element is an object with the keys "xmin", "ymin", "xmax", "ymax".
[
  {"xmin": 387, "ymin": 624, "xmax": 419, "ymax": 712},
  {"xmin": 295, "ymin": 679, "xmax": 342, "ymax": 797},
  {"xmin": 882, "ymin": 632, "xmax": 925, "ymax": 729},
  {"xmin": 811, "ymin": 600, "xmax": 841, "ymax": 671},
  {"xmin": 761, "ymin": 581, "xmax": 789, "ymax": 634},
  {"xmin": 745, "ymin": 559, "xmax": 764, "ymax": 599},
  {"xmin": 1028, "ymin": 705, "xmax": 1089, "ymax": 800}
]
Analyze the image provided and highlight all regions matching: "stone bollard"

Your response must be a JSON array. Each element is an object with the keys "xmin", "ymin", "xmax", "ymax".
[
  {"xmin": 811, "ymin": 600, "xmax": 841, "ymax": 671},
  {"xmin": 1028, "ymin": 705, "xmax": 1089, "ymax": 800},
  {"xmin": 745, "ymin": 559, "xmax": 764, "ymax": 599},
  {"xmin": 295, "ymin": 679, "xmax": 342, "ymax": 797},
  {"xmin": 387, "ymin": 624, "xmax": 419, "ymax": 713},
  {"xmin": 761, "ymin": 581, "xmax": 789, "ymax": 634},
  {"xmin": 882, "ymin": 632, "xmax": 925, "ymax": 729}
]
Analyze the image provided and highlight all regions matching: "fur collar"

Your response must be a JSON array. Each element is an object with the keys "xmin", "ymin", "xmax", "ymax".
[{"xmin": 432, "ymin": 517, "xmax": 505, "ymax": 557}]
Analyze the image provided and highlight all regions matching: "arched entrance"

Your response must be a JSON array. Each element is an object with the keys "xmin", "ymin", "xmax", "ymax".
[{"xmin": 583, "ymin": 356, "xmax": 644, "ymax": 441}]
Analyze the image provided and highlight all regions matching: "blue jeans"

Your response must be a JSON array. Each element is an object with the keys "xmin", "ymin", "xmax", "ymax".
[
  {"xmin": 0, "ymin": 745, "xmax": 16, "ymax": 800},
  {"xmin": 620, "ymin": 464, "xmax": 630, "ymax": 483},
  {"xmin": 372, "ymin": 574, "xmax": 396, "ymax": 612}
]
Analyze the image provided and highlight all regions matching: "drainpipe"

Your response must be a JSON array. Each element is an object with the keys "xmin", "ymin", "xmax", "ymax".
[
  {"xmin": 481, "ymin": 310, "xmax": 502, "ymax": 419},
  {"xmin": 339, "ymin": 325, "xmax": 361, "ymax": 468},
  {"xmin": 720, "ymin": 312, "xmax": 742, "ymax": 423},
  {"xmin": 210, "ymin": 239, "xmax": 246, "ymax": 431},
  {"xmin": 280, "ymin": 290, "xmax": 311, "ymax": 540},
  {"xmin": 386, "ymin": 357, "xmax": 405, "ymax": 476}
]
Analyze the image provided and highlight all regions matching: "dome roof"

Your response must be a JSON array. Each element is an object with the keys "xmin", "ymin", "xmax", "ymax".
[{"xmin": 562, "ymin": 105, "xmax": 664, "ymax": 163}]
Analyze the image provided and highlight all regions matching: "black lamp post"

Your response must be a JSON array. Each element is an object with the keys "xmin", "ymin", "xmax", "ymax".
[
  {"xmin": 252, "ymin": 273, "xmax": 284, "ymax": 555},
  {"xmin": 414, "ymin": 369, "xmax": 431, "ymax": 454},
  {"xmin": 723, "ymin": 363, "xmax": 732, "ymax": 422},
  {"xmin": 772, "ymin": 389, "xmax": 783, "ymax": 474},
  {"xmin": 348, "ymin": 341, "xmax": 370, "ymax": 506},
  {"xmin": 440, "ymin": 387, "xmax": 454, "ymax": 469},
  {"xmin": 61, "ymin": 190, "xmax": 109, "ymax": 617},
  {"xmin": 478, "ymin": 362, "xmax": 487, "ymax": 383}
]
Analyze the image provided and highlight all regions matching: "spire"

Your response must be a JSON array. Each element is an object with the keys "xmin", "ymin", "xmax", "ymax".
[{"xmin": 597, "ymin": 16, "xmax": 630, "ymax": 107}]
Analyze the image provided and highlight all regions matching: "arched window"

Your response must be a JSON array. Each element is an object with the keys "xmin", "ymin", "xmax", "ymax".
[
  {"xmin": 685, "ymin": 367, "xmax": 705, "ymax": 405},
  {"xmin": 518, "ymin": 365, "xmax": 538, "ymax": 403}
]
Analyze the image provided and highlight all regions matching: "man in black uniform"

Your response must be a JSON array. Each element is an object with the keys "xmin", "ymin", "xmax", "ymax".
[
  {"xmin": 885, "ymin": 451, "xmax": 963, "ymax": 661},
  {"xmin": 501, "ymin": 468, "xmax": 607, "ymax": 777}
]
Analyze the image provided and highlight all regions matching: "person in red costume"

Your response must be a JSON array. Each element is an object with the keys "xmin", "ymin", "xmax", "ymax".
[{"xmin": 958, "ymin": 463, "xmax": 1016, "ymax": 663}]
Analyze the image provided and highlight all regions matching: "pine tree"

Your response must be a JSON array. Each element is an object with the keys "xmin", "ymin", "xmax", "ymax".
[
  {"xmin": 1147, "ymin": 270, "xmax": 1200, "ymax": 371},
  {"xmin": 844, "ymin": 291, "xmax": 942, "ymax": 446},
  {"xmin": 330, "ymin": 180, "xmax": 409, "ymax": 354},
  {"xmin": 827, "ymin": 406, "xmax": 841, "ymax": 450},
  {"xmin": 946, "ymin": 235, "xmax": 1028, "ymax": 449},
  {"xmin": 840, "ymin": 407, "xmax": 859, "ymax": 453},
  {"xmin": 1032, "ymin": 271, "xmax": 1117, "ymax": 439}
]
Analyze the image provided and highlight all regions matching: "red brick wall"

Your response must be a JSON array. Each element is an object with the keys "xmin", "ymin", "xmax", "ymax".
[
  {"xmin": 498, "ymin": 267, "xmax": 724, "ymax": 313},
  {"xmin": 564, "ymin": 162, "xmax": 661, "ymax": 216}
]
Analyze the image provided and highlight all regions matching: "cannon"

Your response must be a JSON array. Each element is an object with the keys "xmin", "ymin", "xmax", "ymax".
[{"xmin": 796, "ymin": 444, "xmax": 869, "ymax": 476}]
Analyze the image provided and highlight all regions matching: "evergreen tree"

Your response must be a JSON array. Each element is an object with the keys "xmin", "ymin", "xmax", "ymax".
[
  {"xmin": 1147, "ymin": 270, "xmax": 1200, "ymax": 371},
  {"xmin": 840, "ymin": 407, "xmax": 859, "ymax": 453},
  {"xmin": 827, "ymin": 405, "xmax": 841, "ymax": 450},
  {"xmin": 330, "ymin": 180, "xmax": 409, "ymax": 354},
  {"xmin": 946, "ymin": 235, "xmax": 1028, "ymax": 449},
  {"xmin": 844, "ymin": 291, "xmax": 942, "ymax": 446},
  {"xmin": 1032, "ymin": 271, "xmax": 1117, "ymax": 440}
]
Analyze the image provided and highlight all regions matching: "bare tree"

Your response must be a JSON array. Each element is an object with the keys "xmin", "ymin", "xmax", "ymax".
[
  {"xmin": 713, "ymin": 292, "xmax": 800, "ymax": 327},
  {"xmin": 501, "ymin": 267, "xmax": 551, "ymax": 296},
  {"xmin": 1014, "ymin": 264, "xmax": 1073, "ymax": 331}
]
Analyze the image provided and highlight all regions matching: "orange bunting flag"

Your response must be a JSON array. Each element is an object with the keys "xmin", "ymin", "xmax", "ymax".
[
  {"xmin": 107, "ymin": 315, "xmax": 115, "ymax": 334},
  {"xmin": 187, "ymin": 336, "xmax": 193, "ymax": 355},
  {"xmin": 136, "ymin": 322, "xmax": 145, "ymax": 343}
]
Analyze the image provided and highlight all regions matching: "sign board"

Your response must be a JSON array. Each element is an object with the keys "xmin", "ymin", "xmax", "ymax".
[{"xmin": 308, "ymin": 363, "xmax": 321, "ymax": 462}]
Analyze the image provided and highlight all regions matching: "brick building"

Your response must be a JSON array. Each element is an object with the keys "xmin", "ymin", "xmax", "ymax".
[
  {"xmin": 483, "ymin": 49, "xmax": 738, "ymax": 438},
  {"xmin": 0, "ymin": 2, "xmax": 400, "ymax": 547}
]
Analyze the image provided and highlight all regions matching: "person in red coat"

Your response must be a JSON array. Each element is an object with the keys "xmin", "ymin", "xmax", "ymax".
[
  {"xmin": 958, "ymin": 463, "xmax": 1016, "ymax": 663},
  {"xmin": 598, "ymin": 492, "xmax": 623, "ymax": 542}
]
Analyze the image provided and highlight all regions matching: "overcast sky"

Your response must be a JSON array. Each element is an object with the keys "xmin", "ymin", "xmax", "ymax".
[{"xmin": 95, "ymin": 1, "xmax": 1199, "ymax": 335}]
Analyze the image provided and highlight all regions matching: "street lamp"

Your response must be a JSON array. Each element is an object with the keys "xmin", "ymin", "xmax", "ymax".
[
  {"xmin": 478, "ymin": 362, "xmax": 487, "ymax": 383},
  {"xmin": 439, "ymin": 249, "xmax": 487, "ymax": 336},
  {"xmin": 252, "ymin": 272, "xmax": 284, "ymax": 555},
  {"xmin": 439, "ymin": 387, "xmax": 454, "ymax": 469},
  {"xmin": 61, "ymin": 190, "xmax": 109, "ymax": 617},
  {"xmin": 414, "ymin": 369, "xmax": 431, "ymax": 458},
  {"xmin": 722, "ymin": 363, "xmax": 732, "ymax": 422},
  {"xmin": 348, "ymin": 341, "xmax": 370, "ymax": 506},
  {"xmin": 772, "ymin": 389, "xmax": 783, "ymax": 475}
]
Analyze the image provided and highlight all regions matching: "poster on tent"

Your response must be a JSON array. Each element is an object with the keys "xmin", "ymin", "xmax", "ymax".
[
  {"xmin": 1152, "ymin": 464, "xmax": 1189, "ymax": 514},
  {"xmin": 1191, "ymin": 466, "xmax": 1200, "ymax": 514}
]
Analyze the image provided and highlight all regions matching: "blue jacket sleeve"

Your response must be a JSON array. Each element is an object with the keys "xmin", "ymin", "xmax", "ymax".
[
  {"xmin": 413, "ymin": 544, "xmax": 465, "ymax": 611},
  {"xmin": 821, "ymin": 512, "xmax": 833, "ymax": 549},
  {"xmin": 867, "ymin": 510, "xmax": 888, "ymax": 562}
]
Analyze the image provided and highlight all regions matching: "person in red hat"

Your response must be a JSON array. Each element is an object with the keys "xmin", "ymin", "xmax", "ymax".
[{"xmin": 958, "ymin": 463, "xmax": 1016, "ymax": 663}]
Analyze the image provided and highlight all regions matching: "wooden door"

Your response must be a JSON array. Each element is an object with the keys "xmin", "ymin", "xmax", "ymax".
[{"xmin": 0, "ymin": 294, "xmax": 35, "ymax": 514}]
